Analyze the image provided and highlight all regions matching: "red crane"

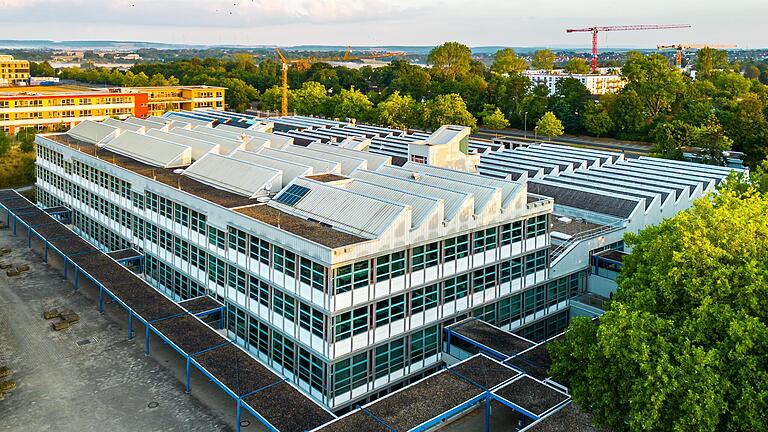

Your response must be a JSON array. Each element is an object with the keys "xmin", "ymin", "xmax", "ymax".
[{"xmin": 566, "ymin": 24, "xmax": 692, "ymax": 72}]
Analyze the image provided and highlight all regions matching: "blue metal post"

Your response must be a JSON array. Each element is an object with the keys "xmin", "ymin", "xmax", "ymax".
[
  {"xmin": 63, "ymin": 259, "xmax": 68, "ymax": 280},
  {"xmin": 43, "ymin": 242, "xmax": 48, "ymax": 263},
  {"xmin": 128, "ymin": 313, "xmax": 133, "ymax": 340},
  {"xmin": 98, "ymin": 285, "xmax": 104, "ymax": 314},
  {"xmin": 236, "ymin": 399, "xmax": 242, "ymax": 432},
  {"xmin": 12, "ymin": 217, "xmax": 16, "ymax": 236},
  {"xmin": 446, "ymin": 330, "xmax": 452, "ymax": 355},
  {"xmin": 185, "ymin": 357, "xmax": 191, "ymax": 393},
  {"xmin": 485, "ymin": 393, "xmax": 491, "ymax": 432},
  {"xmin": 145, "ymin": 326, "xmax": 150, "ymax": 355},
  {"xmin": 74, "ymin": 267, "xmax": 79, "ymax": 289}
]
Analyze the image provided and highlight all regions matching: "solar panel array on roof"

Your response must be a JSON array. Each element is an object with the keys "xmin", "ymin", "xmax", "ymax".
[{"xmin": 274, "ymin": 184, "xmax": 311, "ymax": 206}]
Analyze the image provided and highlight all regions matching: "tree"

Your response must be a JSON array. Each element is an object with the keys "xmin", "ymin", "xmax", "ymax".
[
  {"xmin": 293, "ymin": 81, "xmax": 331, "ymax": 116},
  {"xmin": 563, "ymin": 57, "xmax": 590, "ymax": 74},
  {"xmin": 29, "ymin": 61, "xmax": 55, "ymax": 77},
  {"xmin": 622, "ymin": 52, "xmax": 687, "ymax": 118},
  {"xmin": 427, "ymin": 42, "xmax": 473, "ymax": 80},
  {"xmin": 692, "ymin": 114, "xmax": 732, "ymax": 165},
  {"xmin": 259, "ymin": 86, "xmax": 286, "ymax": 112},
  {"xmin": 532, "ymin": 49, "xmax": 556, "ymax": 71},
  {"xmin": 605, "ymin": 90, "xmax": 647, "ymax": 138},
  {"xmin": 333, "ymin": 87, "xmax": 374, "ymax": 121},
  {"xmin": 421, "ymin": 93, "xmax": 477, "ymax": 131},
  {"xmin": 581, "ymin": 101, "xmax": 613, "ymax": 137},
  {"xmin": 218, "ymin": 77, "xmax": 259, "ymax": 112},
  {"xmin": 696, "ymin": 47, "xmax": 729, "ymax": 79},
  {"xmin": 481, "ymin": 105, "xmax": 510, "ymax": 130},
  {"xmin": 536, "ymin": 111, "xmax": 564, "ymax": 138},
  {"xmin": 650, "ymin": 120, "xmax": 697, "ymax": 160},
  {"xmin": 389, "ymin": 61, "xmax": 432, "ymax": 101},
  {"xmin": 376, "ymin": 91, "xmax": 420, "ymax": 130},
  {"xmin": 744, "ymin": 64, "xmax": 761, "ymax": 80},
  {"xmin": 550, "ymin": 189, "xmax": 768, "ymax": 432},
  {"xmin": 0, "ymin": 131, "xmax": 10, "ymax": 157},
  {"xmin": 16, "ymin": 129, "xmax": 35, "ymax": 153},
  {"xmin": 491, "ymin": 48, "xmax": 528, "ymax": 75}
]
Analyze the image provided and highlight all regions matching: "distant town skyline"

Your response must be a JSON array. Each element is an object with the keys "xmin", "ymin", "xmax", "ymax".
[{"xmin": 0, "ymin": 0, "xmax": 764, "ymax": 48}]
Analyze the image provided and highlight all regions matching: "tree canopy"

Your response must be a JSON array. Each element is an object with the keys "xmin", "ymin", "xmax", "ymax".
[
  {"xmin": 536, "ymin": 111, "xmax": 564, "ymax": 138},
  {"xmin": 532, "ymin": 49, "xmax": 556, "ymax": 70},
  {"xmin": 564, "ymin": 57, "xmax": 590, "ymax": 74},
  {"xmin": 550, "ymin": 188, "xmax": 768, "ymax": 432},
  {"xmin": 491, "ymin": 48, "xmax": 528, "ymax": 75},
  {"xmin": 427, "ymin": 42, "xmax": 473, "ymax": 80}
]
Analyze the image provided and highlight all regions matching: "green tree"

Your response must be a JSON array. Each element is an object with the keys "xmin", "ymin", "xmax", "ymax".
[
  {"xmin": 376, "ymin": 91, "xmax": 420, "ymax": 130},
  {"xmin": 550, "ymin": 189, "xmax": 768, "ymax": 432},
  {"xmin": 293, "ymin": 81, "xmax": 330, "ymax": 116},
  {"xmin": 744, "ymin": 64, "xmax": 761, "ymax": 80},
  {"xmin": 0, "ymin": 131, "xmax": 10, "ymax": 157},
  {"xmin": 605, "ymin": 90, "xmax": 647, "ymax": 138},
  {"xmin": 16, "ymin": 129, "xmax": 36, "ymax": 153},
  {"xmin": 29, "ymin": 61, "xmax": 55, "ymax": 77},
  {"xmin": 218, "ymin": 77, "xmax": 259, "ymax": 112},
  {"xmin": 696, "ymin": 47, "xmax": 729, "ymax": 79},
  {"xmin": 421, "ymin": 93, "xmax": 477, "ymax": 131},
  {"xmin": 531, "ymin": 49, "xmax": 556, "ymax": 70},
  {"xmin": 581, "ymin": 101, "xmax": 613, "ymax": 137},
  {"xmin": 650, "ymin": 120, "xmax": 697, "ymax": 160},
  {"xmin": 692, "ymin": 114, "xmax": 733, "ymax": 165},
  {"xmin": 481, "ymin": 105, "xmax": 510, "ymax": 130},
  {"xmin": 490, "ymin": 48, "xmax": 528, "ymax": 75},
  {"xmin": 389, "ymin": 61, "xmax": 432, "ymax": 101},
  {"xmin": 622, "ymin": 52, "xmax": 687, "ymax": 118},
  {"xmin": 259, "ymin": 85, "xmax": 287, "ymax": 112},
  {"xmin": 333, "ymin": 87, "xmax": 374, "ymax": 121},
  {"xmin": 563, "ymin": 57, "xmax": 590, "ymax": 74},
  {"xmin": 536, "ymin": 111, "xmax": 564, "ymax": 138},
  {"xmin": 427, "ymin": 42, "xmax": 473, "ymax": 80}
]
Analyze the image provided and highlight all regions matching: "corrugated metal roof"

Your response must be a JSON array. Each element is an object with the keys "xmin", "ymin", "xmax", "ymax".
[
  {"xmin": 103, "ymin": 117, "xmax": 144, "ymax": 133},
  {"xmin": 182, "ymin": 153, "xmax": 281, "ymax": 198},
  {"xmin": 230, "ymin": 150, "xmax": 312, "ymax": 184},
  {"xmin": 163, "ymin": 112, "xmax": 214, "ymax": 127},
  {"xmin": 270, "ymin": 178, "xmax": 407, "ymax": 239},
  {"xmin": 103, "ymin": 131, "xmax": 192, "ymax": 168},
  {"xmin": 528, "ymin": 180, "xmax": 641, "ymax": 219},
  {"xmin": 146, "ymin": 129, "xmax": 219, "ymax": 161},
  {"xmin": 124, "ymin": 116, "xmax": 167, "ymax": 130},
  {"xmin": 308, "ymin": 142, "xmax": 391, "ymax": 170},
  {"xmin": 259, "ymin": 147, "xmax": 341, "ymax": 174},
  {"xmin": 170, "ymin": 127, "xmax": 244, "ymax": 155},
  {"xmin": 67, "ymin": 120, "xmax": 119, "ymax": 145},
  {"xmin": 284, "ymin": 145, "xmax": 366, "ymax": 175},
  {"xmin": 344, "ymin": 179, "xmax": 442, "ymax": 229}
]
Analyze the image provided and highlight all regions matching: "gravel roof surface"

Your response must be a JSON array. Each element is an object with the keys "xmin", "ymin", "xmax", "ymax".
[
  {"xmin": 313, "ymin": 410, "xmax": 390, "ymax": 432},
  {"xmin": 495, "ymin": 376, "xmax": 569, "ymax": 417},
  {"xmin": 195, "ymin": 344, "xmax": 281, "ymax": 396},
  {"xmin": 107, "ymin": 248, "xmax": 142, "ymax": 261},
  {"xmin": 451, "ymin": 354, "xmax": 521, "ymax": 389},
  {"xmin": 526, "ymin": 403, "xmax": 608, "ymax": 432},
  {"xmin": 180, "ymin": 296, "xmax": 224, "ymax": 314},
  {"xmin": 244, "ymin": 381, "xmax": 335, "ymax": 432},
  {"xmin": 153, "ymin": 314, "xmax": 228, "ymax": 354},
  {"xmin": 453, "ymin": 319, "xmax": 535, "ymax": 357}
]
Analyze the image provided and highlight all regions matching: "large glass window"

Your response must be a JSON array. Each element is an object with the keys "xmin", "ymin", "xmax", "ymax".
[
  {"xmin": 208, "ymin": 227, "xmax": 226, "ymax": 250},
  {"xmin": 444, "ymin": 234, "xmax": 470, "ymax": 262},
  {"xmin": 410, "ymin": 325, "xmax": 438, "ymax": 363},
  {"xmin": 374, "ymin": 338, "xmax": 405, "ymax": 378},
  {"xmin": 300, "ymin": 257, "xmax": 325, "ymax": 291},
  {"xmin": 298, "ymin": 347, "xmax": 325, "ymax": 392},
  {"xmin": 299, "ymin": 303, "xmax": 324, "ymax": 338},
  {"xmin": 375, "ymin": 294, "xmax": 405, "ymax": 327},
  {"xmin": 274, "ymin": 246, "xmax": 296, "ymax": 278},
  {"xmin": 334, "ymin": 353, "xmax": 368, "ymax": 394},
  {"xmin": 334, "ymin": 261, "xmax": 369, "ymax": 294},
  {"xmin": 473, "ymin": 227, "xmax": 498, "ymax": 253},
  {"xmin": 412, "ymin": 242, "xmax": 439, "ymax": 271},
  {"xmin": 472, "ymin": 265, "xmax": 496, "ymax": 293},
  {"xmin": 248, "ymin": 277, "xmax": 269, "ymax": 307},
  {"xmin": 500, "ymin": 257, "xmax": 523, "ymax": 283},
  {"xmin": 501, "ymin": 221, "xmax": 523, "ymax": 245},
  {"xmin": 526, "ymin": 215, "xmax": 548, "ymax": 239},
  {"xmin": 227, "ymin": 266, "xmax": 246, "ymax": 294},
  {"xmin": 273, "ymin": 291, "xmax": 295, "ymax": 322},
  {"xmin": 443, "ymin": 274, "xmax": 470, "ymax": 302},
  {"xmin": 272, "ymin": 333, "xmax": 295, "ymax": 371},
  {"xmin": 228, "ymin": 227, "xmax": 247, "ymax": 254},
  {"xmin": 524, "ymin": 285, "xmax": 547, "ymax": 315},
  {"xmin": 249, "ymin": 236, "xmax": 270, "ymax": 265},
  {"xmin": 333, "ymin": 306, "xmax": 369, "ymax": 342},
  {"xmin": 499, "ymin": 294, "xmax": 522, "ymax": 326},
  {"xmin": 411, "ymin": 283, "xmax": 439, "ymax": 314},
  {"xmin": 525, "ymin": 250, "xmax": 547, "ymax": 275},
  {"xmin": 375, "ymin": 251, "xmax": 406, "ymax": 282},
  {"xmin": 208, "ymin": 256, "xmax": 226, "ymax": 286}
]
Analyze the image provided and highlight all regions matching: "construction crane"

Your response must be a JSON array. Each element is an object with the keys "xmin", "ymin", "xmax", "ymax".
[
  {"xmin": 657, "ymin": 44, "xmax": 737, "ymax": 68},
  {"xmin": 273, "ymin": 47, "xmax": 404, "ymax": 116},
  {"xmin": 566, "ymin": 24, "xmax": 692, "ymax": 72}
]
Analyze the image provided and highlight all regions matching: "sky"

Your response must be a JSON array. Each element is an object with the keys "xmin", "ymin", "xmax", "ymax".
[{"xmin": 0, "ymin": 0, "xmax": 765, "ymax": 48}]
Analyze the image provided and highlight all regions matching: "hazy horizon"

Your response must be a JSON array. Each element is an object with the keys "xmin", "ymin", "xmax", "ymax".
[{"xmin": 0, "ymin": 0, "xmax": 764, "ymax": 49}]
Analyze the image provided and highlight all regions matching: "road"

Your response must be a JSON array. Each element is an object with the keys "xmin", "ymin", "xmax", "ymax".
[{"xmin": 474, "ymin": 128, "xmax": 653, "ymax": 157}]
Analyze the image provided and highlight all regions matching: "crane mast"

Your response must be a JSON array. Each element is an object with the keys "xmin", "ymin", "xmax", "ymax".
[{"xmin": 566, "ymin": 24, "xmax": 691, "ymax": 72}]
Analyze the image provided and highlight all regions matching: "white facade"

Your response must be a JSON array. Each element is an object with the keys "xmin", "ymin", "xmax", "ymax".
[{"xmin": 522, "ymin": 69, "xmax": 625, "ymax": 95}]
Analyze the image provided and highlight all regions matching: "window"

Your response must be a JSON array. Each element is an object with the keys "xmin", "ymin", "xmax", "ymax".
[
  {"xmin": 410, "ymin": 154, "xmax": 427, "ymax": 164},
  {"xmin": 173, "ymin": 237, "xmax": 189, "ymax": 261},
  {"xmin": 375, "ymin": 251, "xmax": 406, "ymax": 282},
  {"xmin": 190, "ymin": 245, "xmax": 206, "ymax": 271},
  {"xmin": 300, "ymin": 257, "xmax": 325, "ymax": 291},
  {"xmin": 500, "ymin": 257, "xmax": 523, "ymax": 283},
  {"xmin": 524, "ymin": 285, "xmax": 547, "ymax": 315},
  {"xmin": 274, "ymin": 246, "xmax": 296, "ymax": 278},
  {"xmin": 473, "ymin": 304, "xmax": 496, "ymax": 324},
  {"xmin": 375, "ymin": 294, "xmax": 405, "ymax": 327},
  {"xmin": 334, "ymin": 353, "xmax": 368, "ymax": 394},
  {"xmin": 249, "ymin": 236, "xmax": 270, "ymax": 265},
  {"xmin": 275, "ymin": 184, "xmax": 310, "ymax": 206},
  {"xmin": 473, "ymin": 227, "xmax": 498, "ymax": 254},
  {"xmin": 411, "ymin": 283, "xmax": 439, "ymax": 314},
  {"xmin": 472, "ymin": 266, "xmax": 496, "ymax": 293},
  {"xmin": 273, "ymin": 291, "xmax": 295, "ymax": 322},
  {"xmin": 410, "ymin": 326, "xmax": 438, "ymax": 363},
  {"xmin": 208, "ymin": 256, "xmax": 226, "ymax": 286},
  {"xmin": 498, "ymin": 294, "xmax": 522, "ymax": 326},
  {"xmin": 174, "ymin": 204, "xmax": 189, "ymax": 227},
  {"xmin": 227, "ymin": 266, "xmax": 246, "ymax": 294},
  {"xmin": 548, "ymin": 277, "xmax": 569, "ymax": 307},
  {"xmin": 412, "ymin": 242, "xmax": 439, "ymax": 271},
  {"xmin": 272, "ymin": 333, "xmax": 295, "ymax": 371},
  {"xmin": 333, "ymin": 306, "xmax": 368, "ymax": 342},
  {"xmin": 501, "ymin": 221, "xmax": 523, "ymax": 245},
  {"xmin": 248, "ymin": 277, "xmax": 269, "ymax": 307},
  {"xmin": 525, "ymin": 250, "xmax": 547, "ymax": 275},
  {"xmin": 158, "ymin": 197, "xmax": 173, "ymax": 219},
  {"xmin": 227, "ymin": 304, "xmax": 247, "ymax": 341},
  {"xmin": 190, "ymin": 210, "xmax": 206, "ymax": 233},
  {"xmin": 228, "ymin": 227, "xmax": 246, "ymax": 254},
  {"xmin": 298, "ymin": 347, "xmax": 325, "ymax": 392},
  {"xmin": 374, "ymin": 338, "xmax": 405, "ymax": 378},
  {"xmin": 299, "ymin": 303, "xmax": 324, "ymax": 338},
  {"xmin": 334, "ymin": 261, "xmax": 369, "ymax": 294},
  {"xmin": 444, "ymin": 235, "xmax": 469, "ymax": 262},
  {"xmin": 526, "ymin": 215, "xmax": 547, "ymax": 239},
  {"xmin": 443, "ymin": 274, "xmax": 469, "ymax": 302},
  {"xmin": 208, "ymin": 227, "xmax": 226, "ymax": 250},
  {"xmin": 248, "ymin": 319, "xmax": 269, "ymax": 355}
]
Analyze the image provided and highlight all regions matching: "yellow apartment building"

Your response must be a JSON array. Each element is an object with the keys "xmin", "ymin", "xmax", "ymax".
[
  {"xmin": 0, "ymin": 55, "xmax": 30, "ymax": 87},
  {"xmin": 120, "ymin": 85, "xmax": 225, "ymax": 117}
]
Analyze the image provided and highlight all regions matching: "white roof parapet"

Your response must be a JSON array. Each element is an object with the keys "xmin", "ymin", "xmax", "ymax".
[
  {"xmin": 343, "ymin": 179, "xmax": 444, "ymax": 231},
  {"xmin": 103, "ymin": 117, "xmax": 145, "ymax": 133},
  {"xmin": 259, "ymin": 147, "xmax": 341, "ymax": 174},
  {"xmin": 269, "ymin": 178, "xmax": 410, "ymax": 239},
  {"xmin": 308, "ymin": 142, "xmax": 391, "ymax": 171},
  {"xmin": 216, "ymin": 122, "xmax": 274, "ymax": 135},
  {"xmin": 182, "ymin": 153, "xmax": 281, "ymax": 198},
  {"xmin": 124, "ymin": 116, "xmax": 168, "ymax": 131},
  {"xmin": 146, "ymin": 129, "xmax": 220, "ymax": 161},
  {"xmin": 103, "ymin": 131, "xmax": 192, "ymax": 168},
  {"xmin": 230, "ymin": 150, "xmax": 312, "ymax": 184},
  {"xmin": 170, "ymin": 127, "xmax": 245, "ymax": 156},
  {"xmin": 67, "ymin": 120, "xmax": 120, "ymax": 146},
  {"xmin": 163, "ymin": 112, "xmax": 215, "ymax": 127}
]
